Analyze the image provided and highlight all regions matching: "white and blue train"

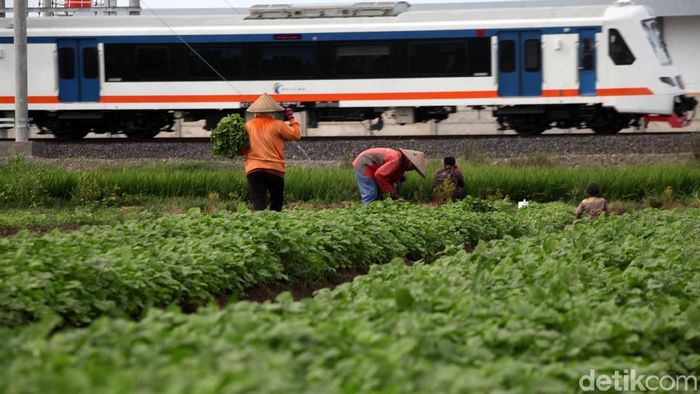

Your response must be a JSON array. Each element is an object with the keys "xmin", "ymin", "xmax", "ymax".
[{"xmin": 0, "ymin": 0, "xmax": 696, "ymax": 138}]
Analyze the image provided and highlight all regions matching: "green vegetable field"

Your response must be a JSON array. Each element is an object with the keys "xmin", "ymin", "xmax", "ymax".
[
  {"xmin": 0, "ymin": 198, "xmax": 698, "ymax": 393},
  {"xmin": 0, "ymin": 200, "xmax": 538, "ymax": 327}
]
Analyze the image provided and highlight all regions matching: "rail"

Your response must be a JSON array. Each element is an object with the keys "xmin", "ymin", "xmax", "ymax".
[{"xmin": 1, "ymin": 131, "xmax": 695, "ymax": 143}]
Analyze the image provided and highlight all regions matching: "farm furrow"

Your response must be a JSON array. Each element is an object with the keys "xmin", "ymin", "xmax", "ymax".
[
  {"xmin": 0, "ymin": 200, "xmax": 571, "ymax": 328},
  {"xmin": 1, "ymin": 209, "xmax": 697, "ymax": 393}
]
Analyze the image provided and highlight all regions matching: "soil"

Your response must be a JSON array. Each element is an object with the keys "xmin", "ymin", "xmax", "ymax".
[
  {"xmin": 0, "ymin": 225, "xmax": 84, "ymax": 237},
  {"xmin": 210, "ymin": 266, "xmax": 371, "ymax": 305}
]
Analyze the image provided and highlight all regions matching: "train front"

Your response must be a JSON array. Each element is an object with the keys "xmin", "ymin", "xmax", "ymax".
[
  {"xmin": 608, "ymin": 1, "xmax": 697, "ymax": 127},
  {"xmin": 641, "ymin": 16, "xmax": 697, "ymax": 127}
]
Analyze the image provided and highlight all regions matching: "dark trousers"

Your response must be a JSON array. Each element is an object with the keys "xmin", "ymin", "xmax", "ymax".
[{"xmin": 247, "ymin": 171, "xmax": 285, "ymax": 211}]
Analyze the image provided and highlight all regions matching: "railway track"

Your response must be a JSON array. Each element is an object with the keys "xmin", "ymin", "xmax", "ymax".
[
  {"xmin": 1, "ymin": 131, "xmax": 697, "ymax": 144},
  {"xmin": 3, "ymin": 131, "xmax": 697, "ymax": 160}
]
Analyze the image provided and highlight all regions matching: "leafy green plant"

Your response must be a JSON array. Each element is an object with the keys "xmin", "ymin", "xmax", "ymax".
[
  {"xmin": 0, "ymin": 209, "xmax": 697, "ymax": 394},
  {"xmin": 211, "ymin": 114, "xmax": 248, "ymax": 159},
  {"xmin": 0, "ymin": 200, "xmax": 568, "ymax": 328}
]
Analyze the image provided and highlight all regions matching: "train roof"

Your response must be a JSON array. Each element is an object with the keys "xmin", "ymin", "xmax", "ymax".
[
  {"xmin": 126, "ymin": 0, "xmax": 700, "ymax": 18},
  {"xmin": 1, "ymin": 4, "xmax": 610, "ymax": 31},
  {"xmin": 2, "ymin": 0, "xmax": 695, "ymax": 33},
  {"xmin": 410, "ymin": 0, "xmax": 700, "ymax": 17}
]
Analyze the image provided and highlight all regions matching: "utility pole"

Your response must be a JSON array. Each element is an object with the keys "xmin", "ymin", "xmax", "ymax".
[{"xmin": 14, "ymin": 0, "xmax": 29, "ymax": 142}]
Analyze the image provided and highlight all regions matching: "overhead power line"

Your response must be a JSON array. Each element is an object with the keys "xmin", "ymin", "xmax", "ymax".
[{"xmin": 139, "ymin": 0, "xmax": 244, "ymax": 97}]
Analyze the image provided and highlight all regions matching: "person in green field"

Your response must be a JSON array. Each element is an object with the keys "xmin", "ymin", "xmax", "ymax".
[
  {"xmin": 432, "ymin": 156, "xmax": 466, "ymax": 203},
  {"xmin": 575, "ymin": 182, "xmax": 611, "ymax": 219},
  {"xmin": 352, "ymin": 148, "xmax": 426, "ymax": 204}
]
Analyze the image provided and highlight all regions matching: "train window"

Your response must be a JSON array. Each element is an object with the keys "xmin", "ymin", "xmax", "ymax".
[
  {"xmin": 136, "ymin": 47, "xmax": 170, "ymax": 80},
  {"xmin": 524, "ymin": 39, "xmax": 541, "ymax": 72},
  {"xmin": 58, "ymin": 48, "xmax": 75, "ymax": 79},
  {"xmin": 105, "ymin": 45, "xmax": 135, "ymax": 82},
  {"xmin": 260, "ymin": 46, "xmax": 317, "ymax": 78},
  {"xmin": 581, "ymin": 38, "xmax": 595, "ymax": 71},
  {"xmin": 609, "ymin": 29, "xmax": 635, "ymax": 65},
  {"xmin": 334, "ymin": 45, "xmax": 391, "ymax": 77},
  {"xmin": 498, "ymin": 40, "xmax": 515, "ymax": 73},
  {"xmin": 188, "ymin": 46, "xmax": 242, "ymax": 80},
  {"xmin": 409, "ymin": 41, "xmax": 466, "ymax": 76},
  {"xmin": 468, "ymin": 38, "xmax": 492, "ymax": 76},
  {"xmin": 82, "ymin": 47, "xmax": 99, "ymax": 79}
]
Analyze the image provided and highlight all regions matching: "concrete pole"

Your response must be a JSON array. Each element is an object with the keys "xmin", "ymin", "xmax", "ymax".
[
  {"xmin": 14, "ymin": 0, "xmax": 30, "ymax": 143},
  {"xmin": 129, "ymin": 0, "xmax": 140, "ymax": 15}
]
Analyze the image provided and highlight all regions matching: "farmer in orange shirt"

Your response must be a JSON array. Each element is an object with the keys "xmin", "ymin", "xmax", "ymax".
[
  {"xmin": 352, "ymin": 148, "xmax": 426, "ymax": 204},
  {"xmin": 243, "ymin": 93, "xmax": 301, "ymax": 211}
]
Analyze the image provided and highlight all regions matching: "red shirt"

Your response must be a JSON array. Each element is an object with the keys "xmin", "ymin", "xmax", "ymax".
[{"xmin": 352, "ymin": 148, "xmax": 410, "ymax": 193}]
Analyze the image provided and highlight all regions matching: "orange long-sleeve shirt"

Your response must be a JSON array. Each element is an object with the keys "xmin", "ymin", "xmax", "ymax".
[{"xmin": 243, "ymin": 117, "xmax": 301, "ymax": 175}]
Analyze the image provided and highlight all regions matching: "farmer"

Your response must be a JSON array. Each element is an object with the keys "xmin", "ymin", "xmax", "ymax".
[
  {"xmin": 352, "ymin": 148, "xmax": 426, "ymax": 204},
  {"xmin": 432, "ymin": 156, "xmax": 466, "ymax": 203},
  {"xmin": 243, "ymin": 93, "xmax": 301, "ymax": 211},
  {"xmin": 575, "ymin": 182, "xmax": 611, "ymax": 219}
]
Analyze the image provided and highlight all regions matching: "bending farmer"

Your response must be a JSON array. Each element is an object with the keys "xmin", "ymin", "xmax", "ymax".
[{"xmin": 352, "ymin": 148, "xmax": 426, "ymax": 204}]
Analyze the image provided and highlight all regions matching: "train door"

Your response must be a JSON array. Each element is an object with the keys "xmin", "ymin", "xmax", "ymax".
[
  {"xmin": 497, "ymin": 31, "xmax": 543, "ymax": 97},
  {"xmin": 57, "ymin": 39, "xmax": 100, "ymax": 102},
  {"xmin": 579, "ymin": 29, "xmax": 597, "ymax": 96}
]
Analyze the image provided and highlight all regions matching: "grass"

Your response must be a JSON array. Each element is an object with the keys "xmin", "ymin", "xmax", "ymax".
[{"xmin": 0, "ymin": 156, "xmax": 699, "ymax": 208}]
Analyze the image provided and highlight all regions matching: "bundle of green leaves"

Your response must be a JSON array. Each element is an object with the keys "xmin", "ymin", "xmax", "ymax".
[{"xmin": 211, "ymin": 114, "xmax": 248, "ymax": 159}]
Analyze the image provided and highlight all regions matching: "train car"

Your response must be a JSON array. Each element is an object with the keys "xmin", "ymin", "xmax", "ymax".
[{"xmin": 0, "ymin": 0, "xmax": 697, "ymax": 139}]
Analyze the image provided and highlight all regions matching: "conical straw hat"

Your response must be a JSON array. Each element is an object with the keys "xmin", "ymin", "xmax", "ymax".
[
  {"xmin": 247, "ymin": 93, "xmax": 284, "ymax": 113},
  {"xmin": 399, "ymin": 149, "xmax": 426, "ymax": 178}
]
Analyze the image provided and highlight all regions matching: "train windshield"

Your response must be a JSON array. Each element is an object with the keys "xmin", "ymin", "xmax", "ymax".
[{"xmin": 642, "ymin": 19, "xmax": 672, "ymax": 65}]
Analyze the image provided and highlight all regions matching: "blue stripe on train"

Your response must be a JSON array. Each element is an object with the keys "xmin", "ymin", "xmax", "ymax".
[{"xmin": 0, "ymin": 26, "xmax": 601, "ymax": 44}]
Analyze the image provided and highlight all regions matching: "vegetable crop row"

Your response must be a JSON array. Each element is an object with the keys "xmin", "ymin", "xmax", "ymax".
[
  {"xmin": 0, "ymin": 200, "xmax": 571, "ymax": 328},
  {"xmin": 1, "ymin": 209, "xmax": 697, "ymax": 393}
]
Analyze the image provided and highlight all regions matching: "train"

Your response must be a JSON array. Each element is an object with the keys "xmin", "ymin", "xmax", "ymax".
[{"xmin": 0, "ymin": 0, "xmax": 697, "ymax": 139}]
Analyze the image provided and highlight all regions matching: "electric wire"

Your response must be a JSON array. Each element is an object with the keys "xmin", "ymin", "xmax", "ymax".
[
  {"xmin": 139, "ymin": 0, "xmax": 244, "ymax": 96},
  {"xmin": 221, "ymin": 0, "xmax": 242, "ymax": 15},
  {"xmin": 134, "ymin": 1, "xmax": 314, "ymax": 160}
]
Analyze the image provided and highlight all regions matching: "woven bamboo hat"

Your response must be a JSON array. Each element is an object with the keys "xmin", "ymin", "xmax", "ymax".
[
  {"xmin": 399, "ymin": 149, "xmax": 426, "ymax": 178},
  {"xmin": 247, "ymin": 93, "xmax": 284, "ymax": 113}
]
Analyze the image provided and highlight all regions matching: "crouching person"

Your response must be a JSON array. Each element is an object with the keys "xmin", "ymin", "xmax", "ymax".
[
  {"xmin": 575, "ymin": 182, "xmax": 610, "ymax": 219},
  {"xmin": 352, "ymin": 148, "xmax": 425, "ymax": 204},
  {"xmin": 432, "ymin": 156, "xmax": 466, "ymax": 203}
]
